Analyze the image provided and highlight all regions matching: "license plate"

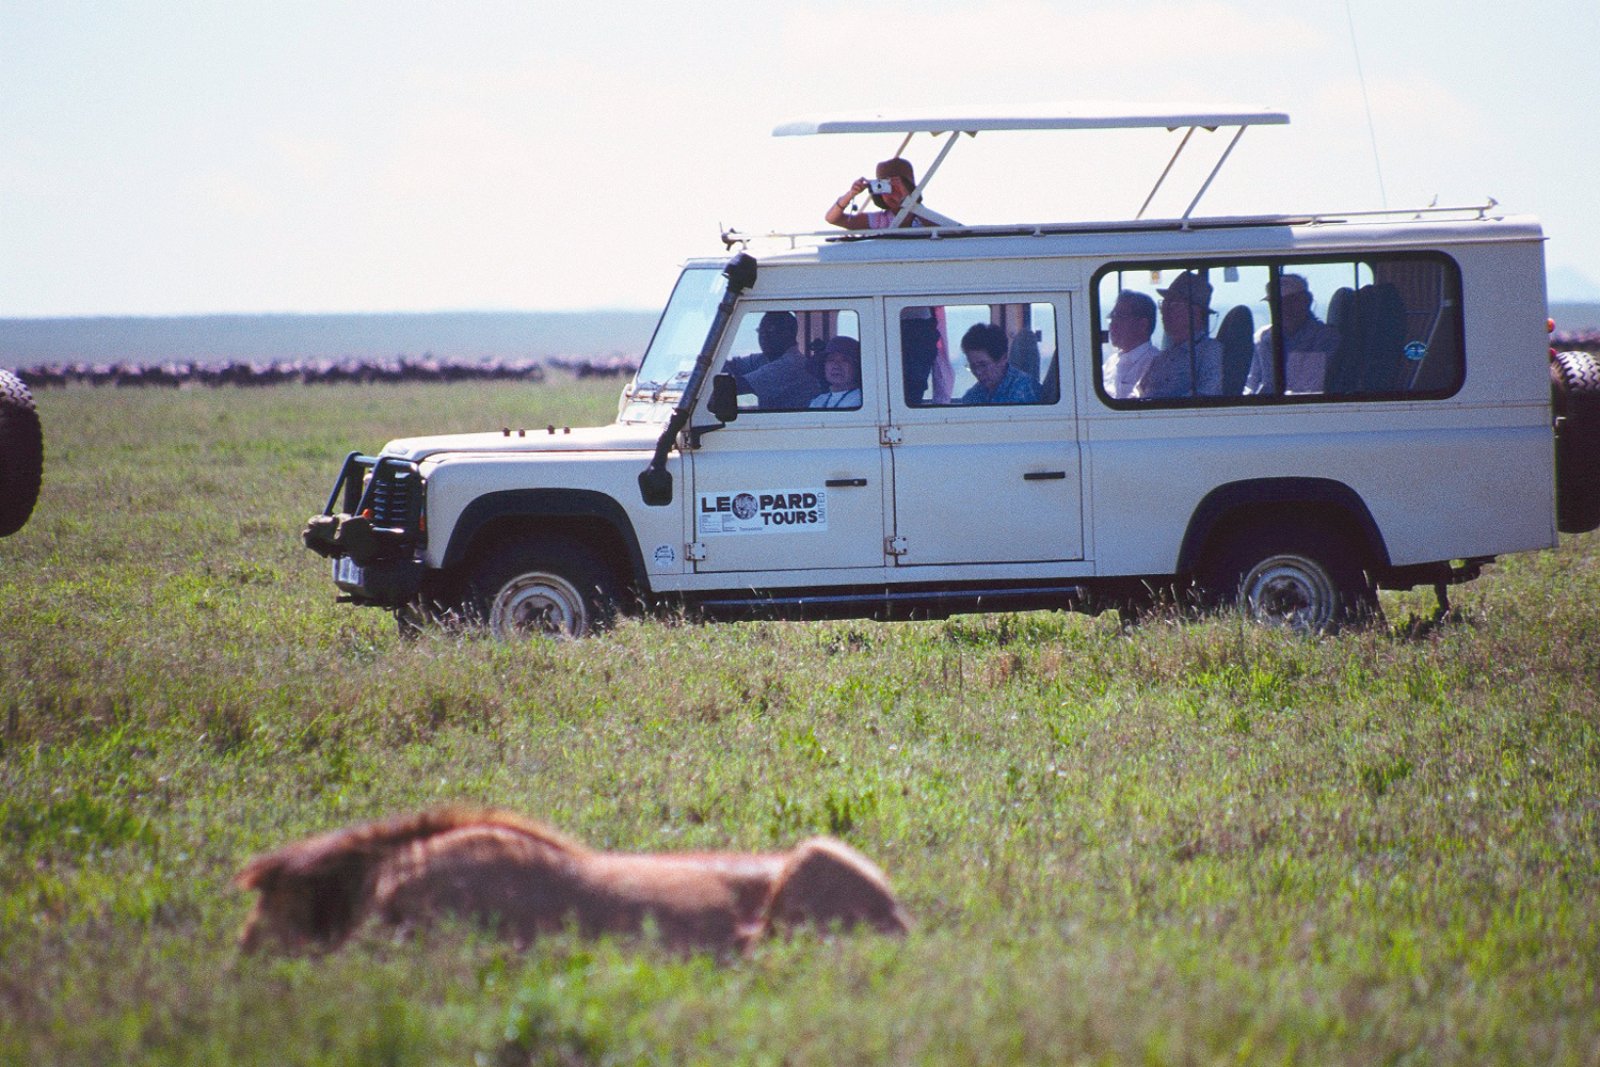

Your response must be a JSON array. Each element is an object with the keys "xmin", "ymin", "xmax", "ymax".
[{"xmin": 333, "ymin": 556, "xmax": 365, "ymax": 587}]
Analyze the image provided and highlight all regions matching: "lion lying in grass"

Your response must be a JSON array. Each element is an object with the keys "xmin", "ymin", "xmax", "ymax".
[{"xmin": 235, "ymin": 807, "xmax": 909, "ymax": 954}]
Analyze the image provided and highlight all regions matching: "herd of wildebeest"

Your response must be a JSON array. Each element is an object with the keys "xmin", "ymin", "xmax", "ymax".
[
  {"xmin": 1555, "ymin": 327, "xmax": 1600, "ymax": 353},
  {"xmin": 5, "ymin": 353, "xmax": 640, "ymax": 389}
]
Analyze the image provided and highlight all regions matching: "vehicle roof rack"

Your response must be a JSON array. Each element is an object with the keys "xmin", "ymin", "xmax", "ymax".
[
  {"xmin": 772, "ymin": 102, "xmax": 1290, "ymax": 228},
  {"xmin": 720, "ymin": 200, "xmax": 1508, "ymax": 252}
]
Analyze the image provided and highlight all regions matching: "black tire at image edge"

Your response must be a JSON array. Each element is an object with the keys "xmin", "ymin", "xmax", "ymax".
[
  {"xmin": 0, "ymin": 369, "xmax": 44, "ymax": 538},
  {"xmin": 1551, "ymin": 350, "xmax": 1600, "ymax": 534}
]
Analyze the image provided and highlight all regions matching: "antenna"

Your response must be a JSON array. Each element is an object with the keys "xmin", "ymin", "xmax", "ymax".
[{"xmin": 1345, "ymin": 0, "xmax": 1388, "ymax": 208}]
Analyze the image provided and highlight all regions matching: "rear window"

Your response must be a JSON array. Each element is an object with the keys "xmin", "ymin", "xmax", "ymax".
[{"xmin": 1092, "ymin": 254, "xmax": 1464, "ymax": 406}]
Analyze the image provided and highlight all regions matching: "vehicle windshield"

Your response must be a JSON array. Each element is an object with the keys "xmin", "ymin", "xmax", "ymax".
[{"xmin": 629, "ymin": 266, "xmax": 727, "ymax": 398}]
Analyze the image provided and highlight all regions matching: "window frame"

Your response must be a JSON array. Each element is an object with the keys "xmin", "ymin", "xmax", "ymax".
[
  {"xmin": 718, "ymin": 304, "xmax": 867, "ymax": 416},
  {"xmin": 1089, "ymin": 251, "xmax": 1466, "ymax": 410},
  {"xmin": 890, "ymin": 296, "xmax": 1065, "ymax": 410}
]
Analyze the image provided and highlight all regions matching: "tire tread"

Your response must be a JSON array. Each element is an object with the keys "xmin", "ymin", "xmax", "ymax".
[{"xmin": 0, "ymin": 369, "xmax": 44, "ymax": 537}]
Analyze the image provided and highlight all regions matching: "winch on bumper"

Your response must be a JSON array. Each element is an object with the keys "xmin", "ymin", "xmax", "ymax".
[{"xmin": 303, "ymin": 452, "xmax": 426, "ymax": 606}]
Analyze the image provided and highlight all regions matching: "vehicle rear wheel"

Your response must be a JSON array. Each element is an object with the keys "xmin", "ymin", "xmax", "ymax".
[
  {"xmin": 468, "ymin": 536, "xmax": 620, "ymax": 639},
  {"xmin": 1201, "ymin": 522, "xmax": 1374, "ymax": 634},
  {"xmin": 0, "ymin": 369, "xmax": 44, "ymax": 538},
  {"xmin": 1551, "ymin": 350, "xmax": 1600, "ymax": 534}
]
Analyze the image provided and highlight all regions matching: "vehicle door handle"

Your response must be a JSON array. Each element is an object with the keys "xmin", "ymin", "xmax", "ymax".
[
  {"xmin": 1023, "ymin": 471, "xmax": 1067, "ymax": 481},
  {"xmin": 825, "ymin": 478, "xmax": 868, "ymax": 487}
]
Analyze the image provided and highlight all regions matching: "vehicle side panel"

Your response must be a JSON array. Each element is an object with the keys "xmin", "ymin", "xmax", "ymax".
[{"xmin": 1083, "ymin": 409, "xmax": 1554, "ymax": 575}]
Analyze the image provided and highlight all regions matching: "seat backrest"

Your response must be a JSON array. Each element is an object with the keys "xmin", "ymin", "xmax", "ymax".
[
  {"xmin": 1007, "ymin": 328, "xmax": 1042, "ymax": 383},
  {"xmin": 1216, "ymin": 305, "xmax": 1255, "ymax": 396},
  {"xmin": 1355, "ymin": 282, "xmax": 1409, "ymax": 393},
  {"xmin": 1324, "ymin": 286, "xmax": 1359, "ymax": 394},
  {"xmin": 1039, "ymin": 353, "xmax": 1060, "ymax": 404}
]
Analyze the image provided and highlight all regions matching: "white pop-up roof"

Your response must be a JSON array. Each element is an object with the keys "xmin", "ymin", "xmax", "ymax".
[
  {"xmin": 773, "ymin": 102, "xmax": 1289, "ymax": 225},
  {"xmin": 772, "ymin": 102, "xmax": 1289, "ymax": 137}
]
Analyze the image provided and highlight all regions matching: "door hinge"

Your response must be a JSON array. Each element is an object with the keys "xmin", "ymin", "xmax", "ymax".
[
  {"xmin": 885, "ymin": 535, "xmax": 909, "ymax": 557},
  {"xmin": 879, "ymin": 424, "xmax": 903, "ymax": 446},
  {"xmin": 685, "ymin": 542, "xmax": 708, "ymax": 561}
]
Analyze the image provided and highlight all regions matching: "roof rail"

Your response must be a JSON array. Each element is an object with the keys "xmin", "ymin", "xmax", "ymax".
[{"xmin": 720, "ymin": 201, "xmax": 1507, "ymax": 251}]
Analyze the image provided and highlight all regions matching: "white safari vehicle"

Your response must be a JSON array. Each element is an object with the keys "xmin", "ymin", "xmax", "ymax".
[{"xmin": 303, "ymin": 104, "xmax": 1600, "ymax": 636}]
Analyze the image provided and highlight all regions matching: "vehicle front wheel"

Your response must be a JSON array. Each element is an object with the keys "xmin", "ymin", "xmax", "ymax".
[
  {"xmin": 468, "ymin": 536, "xmax": 621, "ymax": 639},
  {"xmin": 1200, "ymin": 523, "xmax": 1374, "ymax": 634}
]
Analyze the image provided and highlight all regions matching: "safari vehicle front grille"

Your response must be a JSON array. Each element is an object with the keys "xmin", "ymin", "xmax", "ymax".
[
  {"xmin": 367, "ymin": 467, "xmax": 418, "ymax": 531},
  {"xmin": 322, "ymin": 452, "xmax": 425, "ymax": 542}
]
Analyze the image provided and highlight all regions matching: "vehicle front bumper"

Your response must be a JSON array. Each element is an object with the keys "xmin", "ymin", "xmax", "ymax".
[
  {"xmin": 305, "ymin": 451, "xmax": 427, "ymax": 608},
  {"xmin": 330, "ymin": 554, "xmax": 424, "ymax": 606}
]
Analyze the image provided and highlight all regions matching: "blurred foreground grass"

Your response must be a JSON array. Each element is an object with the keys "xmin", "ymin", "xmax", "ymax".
[{"xmin": 2, "ymin": 381, "xmax": 1598, "ymax": 1065}]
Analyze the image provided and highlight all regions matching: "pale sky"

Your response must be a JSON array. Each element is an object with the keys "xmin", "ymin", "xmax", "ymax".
[{"xmin": 4, "ymin": 0, "xmax": 1598, "ymax": 317}]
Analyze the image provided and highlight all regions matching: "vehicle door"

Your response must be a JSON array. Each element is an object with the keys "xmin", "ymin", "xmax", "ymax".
[
  {"xmin": 882, "ymin": 295, "xmax": 1083, "ymax": 566},
  {"xmin": 688, "ymin": 300, "xmax": 888, "ymax": 574}
]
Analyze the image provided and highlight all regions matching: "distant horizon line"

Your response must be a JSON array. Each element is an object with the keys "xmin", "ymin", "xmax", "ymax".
[
  {"xmin": 8, "ymin": 298, "xmax": 1600, "ymax": 322},
  {"xmin": 0, "ymin": 306, "xmax": 662, "ymax": 322}
]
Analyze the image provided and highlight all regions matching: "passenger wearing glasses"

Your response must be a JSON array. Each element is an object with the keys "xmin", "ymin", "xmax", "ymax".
[{"xmin": 1137, "ymin": 271, "xmax": 1224, "ymax": 399}]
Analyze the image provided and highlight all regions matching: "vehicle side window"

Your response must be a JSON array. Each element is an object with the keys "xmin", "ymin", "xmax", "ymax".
[
  {"xmin": 900, "ymin": 302, "xmax": 1059, "ymax": 406},
  {"xmin": 1094, "ymin": 255, "xmax": 1463, "ymax": 405},
  {"xmin": 721, "ymin": 309, "xmax": 862, "ymax": 413}
]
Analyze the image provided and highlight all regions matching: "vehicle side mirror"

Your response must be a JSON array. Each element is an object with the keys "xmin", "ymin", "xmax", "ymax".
[{"xmin": 707, "ymin": 373, "xmax": 740, "ymax": 423}]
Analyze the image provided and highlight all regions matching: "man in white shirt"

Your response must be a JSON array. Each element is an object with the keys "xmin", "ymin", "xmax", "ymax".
[
  {"xmin": 1102, "ymin": 290, "xmax": 1159, "ymax": 399},
  {"xmin": 1243, "ymin": 273, "xmax": 1342, "ymax": 395}
]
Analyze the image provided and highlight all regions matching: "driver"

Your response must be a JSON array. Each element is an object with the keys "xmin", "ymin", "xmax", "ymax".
[{"xmin": 725, "ymin": 311, "xmax": 823, "ymax": 409}]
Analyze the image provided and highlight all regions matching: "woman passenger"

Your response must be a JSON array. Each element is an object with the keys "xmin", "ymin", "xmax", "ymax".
[
  {"xmin": 809, "ymin": 336, "xmax": 863, "ymax": 409},
  {"xmin": 825, "ymin": 158, "xmax": 949, "ymax": 231}
]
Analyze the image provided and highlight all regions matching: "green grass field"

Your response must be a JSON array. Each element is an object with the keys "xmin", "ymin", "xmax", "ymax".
[{"xmin": 3, "ymin": 379, "xmax": 1598, "ymax": 1065}]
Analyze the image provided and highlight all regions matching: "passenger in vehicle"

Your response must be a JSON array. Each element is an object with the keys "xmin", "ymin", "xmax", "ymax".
[
  {"xmin": 959, "ymin": 322, "xmax": 1039, "ymax": 404},
  {"xmin": 810, "ymin": 336, "xmax": 863, "ymax": 409},
  {"xmin": 1243, "ymin": 274, "xmax": 1341, "ymax": 395},
  {"xmin": 727, "ymin": 311, "xmax": 824, "ymax": 409},
  {"xmin": 825, "ymin": 158, "xmax": 957, "ymax": 231},
  {"xmin": 901, "ymin": 308, "xmax": 953, "ymax": 405},
  {"xmin": 1137, "ymin": 271, "xmax": 1224, "ymax": 398},
  {"xmin": 1102, "ymin": 290, "xmax": 1159, "ymax": 399},
  {"xmin": 723, "ymin": 310, "xmax": 791, "ymax": 380}
]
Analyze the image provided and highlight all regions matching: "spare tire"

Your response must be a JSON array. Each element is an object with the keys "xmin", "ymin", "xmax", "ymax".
[
  {"xmin": 0, "ymin": 369, "xmax": 44, "ymax": 537},
  {"xmin": 0, "ymin": 371, "xmax": 44, "ymax": 538},
  {"xmin": 1552, "ymin": 350, "xmax": 1600, "ymax": 534}
]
